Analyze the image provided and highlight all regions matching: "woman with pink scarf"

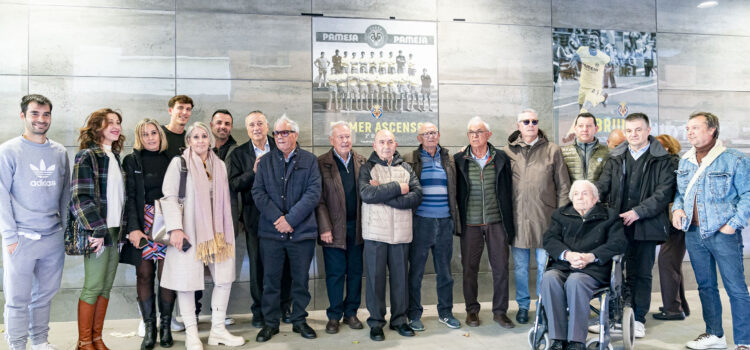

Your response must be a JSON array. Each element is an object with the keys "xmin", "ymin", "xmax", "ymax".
[{"xmin": 160, "ymin": 122, "xmax": 243, "ymax": 350}]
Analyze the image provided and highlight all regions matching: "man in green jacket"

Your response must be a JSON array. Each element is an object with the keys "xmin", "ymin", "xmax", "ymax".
[{"xmin": 561, "ymin": 112, "xmax": 609, "ymax": 182}]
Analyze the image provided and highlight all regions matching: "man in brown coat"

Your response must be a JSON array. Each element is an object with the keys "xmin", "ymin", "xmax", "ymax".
[
  {"xmin": 504, "ymin": 108, "xmax": 571, "ymax": 324},
  {"xmin": 316, "ymin": 121, "xmax": 367, "ymax": 334}
]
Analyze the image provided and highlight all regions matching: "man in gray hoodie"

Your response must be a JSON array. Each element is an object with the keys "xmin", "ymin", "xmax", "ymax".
[{"xmin": 0, "ymin": 94, "xmax": 70, "ymax": 350}]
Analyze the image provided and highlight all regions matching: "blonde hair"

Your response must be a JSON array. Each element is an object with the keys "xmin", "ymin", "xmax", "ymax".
[
  {"xmin": 133, "ymin": 118, "xmax": 168, "ymax": 152},
  {"xmin": 185, "ymin": 122, "xmax": 216, "ymax": 149}
]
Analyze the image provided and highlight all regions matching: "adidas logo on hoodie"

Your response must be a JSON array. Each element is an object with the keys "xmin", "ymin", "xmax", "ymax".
[{"xmin": 29, "ymin": 159, "xmax": 57, "ymax": 187}]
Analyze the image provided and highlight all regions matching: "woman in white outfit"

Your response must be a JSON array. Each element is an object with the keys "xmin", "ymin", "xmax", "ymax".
[{"xmin": 160, "ymin": 122, "xmax": 243, "ymax": 349}]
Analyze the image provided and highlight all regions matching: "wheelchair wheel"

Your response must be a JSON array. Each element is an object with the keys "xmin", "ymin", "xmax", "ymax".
[
  {"xmin": 585, "ymin": 339, "xmax": 613, "ymax": 350},
  {"xmin": 621, "ymin": 306, "xmax": 636, "ymax": 350},
  {"xmin": 527, "ymin": 327, "xmax": 550, "ymax": 350}
]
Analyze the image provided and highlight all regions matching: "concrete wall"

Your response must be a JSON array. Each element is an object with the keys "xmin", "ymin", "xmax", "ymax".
[{"xmin": 1, "ymin": 0, "xmax": 749, "ymax": 321}]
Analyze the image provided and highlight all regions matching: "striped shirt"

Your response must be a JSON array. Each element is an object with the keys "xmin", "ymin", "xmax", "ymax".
[{"xmin": 416, "ymin": 146, "xmax": 450, "ymax": 218}]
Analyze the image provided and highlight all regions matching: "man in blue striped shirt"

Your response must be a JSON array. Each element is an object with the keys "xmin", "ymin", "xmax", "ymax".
[{"xmin": 404, "ymin": 122, "xmax": 461, "ymax": 330}]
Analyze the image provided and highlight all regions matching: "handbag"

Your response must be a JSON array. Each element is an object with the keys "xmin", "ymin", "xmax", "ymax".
[
  {"xmin": 152, "ymin": 156, "xmax": 187, "ymax": 245},
  {"xmin": 64, "ymin": 149, "xmax": 99, "ymax": 256}
]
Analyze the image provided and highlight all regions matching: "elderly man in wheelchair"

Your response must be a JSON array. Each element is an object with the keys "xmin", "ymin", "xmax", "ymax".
[{"xmin": 532, "ymin": 180, "xmax": 628, "ymax": 350}]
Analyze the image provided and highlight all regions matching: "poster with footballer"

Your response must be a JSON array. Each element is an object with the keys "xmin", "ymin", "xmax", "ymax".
[
  {"xmin": 312, "ymin": 17, "xmax": 438, "ymax": 146},
  {"xmin": 553, "ymin": 27, "xmax": 658, "ymax": 144}
]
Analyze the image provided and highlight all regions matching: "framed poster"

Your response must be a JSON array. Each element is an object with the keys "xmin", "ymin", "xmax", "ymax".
[
  {"xmin": 312, "ymin": 18, "xmax": 438, "ymax": 146},
  {"xmin": 553, "ymin": 27, "xmax": 658, "ymax": 144}
]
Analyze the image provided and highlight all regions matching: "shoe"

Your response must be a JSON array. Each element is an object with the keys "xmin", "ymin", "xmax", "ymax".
[
  {"xmin": 466, "ymin": 313, "xmax": 480, "ymax": 327},
  {"xmin": 736, "ymin": 345, "xmax": 750, "ymax": 350},
  {"xmin": 634, "ymin": 321, "xmax": 645, "ymax": 338},
  {"xmin": 659, "ymin": 306, "xmax": 690, "ymax": 317},
  {"xmin": 171, "ymin": 318, "xmax": 185, "ymax": 332},
  {"xmin": 208, "ymin": 312, "xmax": 244, "ymax": 346},
  {"xmin": 293, "ymin": 322, "xmax": 317, "ymax": 339},
  {"xmin": 251, "ymin": 314, "xmax": 264, "ymax": 328},
  {"xmin": 255, "ymin": 326, "xmax": 279, "ymax": 343},
  {"xmin": 184, "ymin": 324, "xmax": 203, "ymax": 350},
  {"xmin": 342, "ymin": 315, "xmax": 364, "ymax": 329},
  {"xmin": 138, "ymin": 320, "xmax": 145, "ymax": 337},
  {"xmin": 493, "ymin": 314, "xmax": 515, "ymax": 329},
  {"xmin": 77, "ymin": 299, "xmax": 96, "ymax": 350},
  {"xmin": 370, "ymin": 327, "xmax": 385, "ymax": 341},
  {"xmin": 325, "ymin": 319, "xmax": 339, "ymax": 334},
  {"xmin": 408, "ymin": 319, "xmax": 425, "ymax": 332},
  {"xmin": 566, "ymin": 341, "xmax": 585, "ymax": 350},
  {"xmin": 516, "ymin": 308, "xmax": 529, "ymax": 324},
  {"xmin": 92, "ymin": 296, "xmax": 110, "ymax": 350},
  {"xmin": 31, "ymin": 343, "xmax": 60, "ymax": 350},
  {"xmin": 157, "ymin": 296, "xmax": 175, "ymax": 348},
  {"xmin": 281, "ymin": 309, "xmax": 293, "ymax": 324},
  {"xmin": 224, "ymin": 317, "xmax": 235, "ymax": 326},
  {"xmin": 653, "ymin": 311, "xmax": 685, "ymax": 320},
  {"xmin": 438, "ymin": 315, "xmax": 461, "ymax": 329},
  {"xmin": 389, "ymin": 323, "xmax": 415, "ymax": 337},
  {"xmin": 549, "ymin": 340, "xmax": 565, "ymax": 350},
  {"xmin": 686, "ymin": 333, "xmax": 727, "ymax": 349},
  {"xmin": 588, "ymin": 322, "xmax": 621, "ymax": 334},
  {"xmin": 138, "ymin": 296, "xmax": 157, "ymax": 350}
]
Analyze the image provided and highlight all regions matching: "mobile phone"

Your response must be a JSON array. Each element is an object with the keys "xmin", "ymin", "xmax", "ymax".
[
  {"xmin": 139, "ymin": 237, "xmax": 149, "ymax": 249},
  {"xmin": 181, "ymin": 238, "xmax": 192, "ymax": 252}
]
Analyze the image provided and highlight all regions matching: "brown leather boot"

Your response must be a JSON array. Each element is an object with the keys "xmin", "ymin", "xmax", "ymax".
[
  {"xmin": 92, "ymin": 296, "xmax": 110, "ymax": 350},
  {"xmin": 77, "ymin": 299, "xmax": 96, "ymax": 350}
]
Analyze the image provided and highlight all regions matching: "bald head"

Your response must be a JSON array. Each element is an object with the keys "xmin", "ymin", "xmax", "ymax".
[
  {"xmin": 607, "ymin": 129, "xmax": 625, "ymax": 149},
  {"xmin": 373, "ymin": 129, "xmax": 397, "ymax": 162}
]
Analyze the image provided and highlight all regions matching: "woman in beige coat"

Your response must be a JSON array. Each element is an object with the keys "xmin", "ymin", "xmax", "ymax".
[{"xmin": 160, "ymin": 122, "xmax": 243, "ymax": 350}]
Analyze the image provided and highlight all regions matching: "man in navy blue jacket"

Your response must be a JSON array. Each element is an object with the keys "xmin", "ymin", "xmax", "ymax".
[{"xmin": 251, "ymin": 115, "xmax": 322, "ymax": 342}]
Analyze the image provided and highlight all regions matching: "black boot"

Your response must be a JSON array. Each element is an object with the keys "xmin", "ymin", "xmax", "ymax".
[
  {"xmin": 158, "ymin": 294, "xmax": 174, "ymax": 348},
  {"xmin": 139, "ymin": 296, "xmax": 157, "ymax": 350}
]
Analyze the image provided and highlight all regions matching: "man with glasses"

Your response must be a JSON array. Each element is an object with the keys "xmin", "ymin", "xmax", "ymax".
[
  {"xmin": 454, "ymin": 117, "xmax": 515, "ymax": 329},
  {"xmin": 505, "ymin": 109, "xmax": 571, "ymax": 325},
  {"xmin": 252, "ymin": 116, "xmax": 322, "ymax": 342},
  {"xmin": 403, "ymin": 122, "xmax": 461, "ymax": 331}
]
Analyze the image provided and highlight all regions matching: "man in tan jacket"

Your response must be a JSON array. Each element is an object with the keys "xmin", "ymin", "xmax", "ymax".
[
  {"xmin": 358, "ymin": 129, "xmax": 422, "ymax": 342},
  {"xmin": 504, "ymin": 108, "xmax": 571, "ymax": 324}
]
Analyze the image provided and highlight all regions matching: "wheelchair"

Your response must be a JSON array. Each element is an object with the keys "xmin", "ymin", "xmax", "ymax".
[{"xmin": 528, "ymin": 254, "xmax": 635, "ymax": 350}]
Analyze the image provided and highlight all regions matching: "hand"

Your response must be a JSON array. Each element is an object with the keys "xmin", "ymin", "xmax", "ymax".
[
  {"xmin": 671, "ymin": 209, "xmax": 686, "ymax": 230},
  {"xmin": 253, "ymin": 156, "xmax": 262, "ymax": 173},
  {"xmin": 129, "ymin": 230, "xmax": 148, "ymax": 249},
  {"xmin": 274, "ymin": 216, "xmax": 294, "ymax": 233},
  {"xmin": 320, "ymin": 231, "xmax": 333, "ymax": 244},
  {"xmin": 619, "ymin": 210, "xmax": 640, "ymax": 226},
  {"xmin": 169, "ymin": 229, "xmax": 188, "ymax": 251},
  {"xmin": 399, "ymin": 182, "xmax": 409, "ymax": 195},
  {"xmin": 88, "ymin": 236, "xmax": 105, "ymax": 254},
  {"xmin": 719, "ymin": 224, "xmax": 736, "ymax": 235},
  {"xmin": 369, "ymin": 179, "xmax": 380, "ymax": 186},
  {"xmin": 6, "ymin": 242, "xmax": 17, "ymax": 255}
]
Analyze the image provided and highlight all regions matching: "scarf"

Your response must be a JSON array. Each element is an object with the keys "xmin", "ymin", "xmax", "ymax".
[{"xmin": 183, "ymin": 148, "xmax": 234, "ymax": 264}]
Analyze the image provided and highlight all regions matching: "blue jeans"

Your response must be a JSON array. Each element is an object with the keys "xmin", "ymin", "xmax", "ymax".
[
  {"xmin": 322, "ymin": 220, "xmax": 363, "ymax": 321},
  {"xmin": 408, "ymin": 216, "xmax": 455, "ymax": 320},
  {"xmin": 685, "ymin": 225, "xmax": 750, "ymax": 344},
  {"xmin": 512, "ymin": 247, "xmax": 548, "ymax": 310}
]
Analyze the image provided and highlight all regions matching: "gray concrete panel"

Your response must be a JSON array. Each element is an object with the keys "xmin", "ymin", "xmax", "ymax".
[
  {"xmin": 29, "ymin": 0, "xmax": 174, "ymax": 10},
  {"xmin": 312, "ymin": 0, "xmax": 437, "ymax": 21},
  {"xmin": 657, "ymin": 0, "xmax": 750, "ymax": 36},
  {"xmin": 0, "ymin": 4, "xmax": 28, "ymax": 75},
  {"xmin": 552, "ymin": 0, "xmax": 656, "ymax": 32},
  {"xmin": 0, "ymin": 76, "xmax": 29, "ymax": 142},
  {"xmin": 437, "ymin": 0, "xmax": 551, "ymax": 26},
  {"xmin": 178, "ymin": 0, "xmax": 310, "ymax": 15}
]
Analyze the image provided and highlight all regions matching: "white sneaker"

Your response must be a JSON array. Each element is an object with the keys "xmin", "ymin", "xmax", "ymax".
[
  {"xmin": 634, "ymin": 321, "xmax": 645, "ymax": 338},
  {"xmin": 171, "ymin": 317, "xmax": 186, "ymax": 332},
  {"xmin": 588, "ymin": 322, "xmax": 621, "ymax": 334},
  {"xmin": 224, "ymin": 316, "xmax": 235, "ymax": 326},
  {"xmin": 31, "ymin": 343, "xmax": 59, "ymax": 350},
  {"xmin": 686, "ymin": 333, "xmax": 727, "ymax": 349},
  {"xmin": 138, "ymin": 319, "xmax": 146, "ymax": 337}
]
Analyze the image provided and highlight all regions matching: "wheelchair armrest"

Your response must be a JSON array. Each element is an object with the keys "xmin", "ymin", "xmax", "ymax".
[{"xmin": 609, "ymin": 254, "xmax": 624, "ymax": 292}]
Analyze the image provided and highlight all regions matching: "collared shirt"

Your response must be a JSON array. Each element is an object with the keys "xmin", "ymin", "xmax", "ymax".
[
  {"xmin": 416, "ymin": 145, "xmax": 450, "ymax": 218},
  {"xmin": 253, "ymin": 140, "xmax": 270, "ymax": 158},
  {"xmin": 629, "ymin": 142, "xmax": 650, "ymax": 160},
  {"xmin": 284, "ymin": 149, "xmax": 296, "ymax": 163},
  {"xmin": 527, "ymin": 136, "xmax": 540, "ymax": 147},
  {"xmin": 471, "ymin": 147, "xmax": 490, "ymax": 168},
  {"xmin": 333, "ymin": 149, "xmax": 351, "ymax": 167}
]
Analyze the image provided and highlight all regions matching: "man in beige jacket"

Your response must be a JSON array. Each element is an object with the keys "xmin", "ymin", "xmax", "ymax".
[
  {"xmin": 358, "ymin": 130, "xmax": 422, "ymax": 342},
  {"xmin": 504, "ymin": 108, "xmax": 571, "ymax": 324}
]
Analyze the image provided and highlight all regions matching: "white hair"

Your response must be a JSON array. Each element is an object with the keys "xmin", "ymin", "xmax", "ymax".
[
  {"xmin": 466, "ymin": 116, "xmax": 490, "ymax": 132},
  {"xmin": 568, "ymin": 180, "xmax": 600, "ymax": 202},
  {"xmin": 274, "ymin": 114, "xmax": 299, "ymax": 133},
  {"xmin": 329, "ymin": 121, "xmax": 350, "ymax": 137},
  {"xmin": 185, "ymin": 121, "xmax": 216, "ymax": 149},
  {"xmin": 517, "ymin": 108, "xmax": 538, "ymax": 122}
]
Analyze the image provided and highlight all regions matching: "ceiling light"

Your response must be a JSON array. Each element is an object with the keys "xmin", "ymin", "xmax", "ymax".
[{"xmin": 697, "ymin": 1, "xmax": 718, "ymax": 8}]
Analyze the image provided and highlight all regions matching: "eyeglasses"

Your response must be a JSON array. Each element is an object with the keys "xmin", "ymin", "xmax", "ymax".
[
  {"xmin": 273, "ymin": 130, "xmax": 296, "ymax": 137},
  {"xmin": 419, "ymin": 131, "xmax": 438, "ymax": 138},
  {"xmin": 467, "ymin": 130, "xmax": 487, "ymax": 137},
  {"xmin": 520, "ymin": 119, "xmax": 539, "ymax": 126}
]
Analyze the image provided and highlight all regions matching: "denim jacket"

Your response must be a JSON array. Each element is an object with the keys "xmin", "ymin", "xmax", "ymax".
[{"xmin": 672, "ymin": 140, "xmax": 750, "ymax": 238}]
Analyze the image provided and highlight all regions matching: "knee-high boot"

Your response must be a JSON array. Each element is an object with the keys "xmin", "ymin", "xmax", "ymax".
[
  {"xmin": 92, "ymin": 296, "xmax": 110, "ymax": 350},
  {"xmin": 208, "ymin": 285, "xmax": 244, "ymax": 347},
  {"xmin": 139, "ymin": 295, "xmax": 157, "ymax": 350},
  {"xmin": 158, "ymin": 291, "xmax": 175, "ymax": 348},
  {"xmin": 77, "ymin": 300, "xmax": 96, "ymax": 350}
]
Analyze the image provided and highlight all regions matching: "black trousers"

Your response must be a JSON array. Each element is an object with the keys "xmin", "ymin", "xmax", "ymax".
[
  {"xmin": 246, "ymin": 227, "xmax": 291, "ymax": 318},
  {"xmin": 364, "ymin": 240, "xmax": 409, "ymax": 328},
  {"xmin": 461, "ymin": 223, "xmax": 510, "ymax": 316},
  {"xmin": 259, "ymin": 238, "xmax": 315, "ymax": 328},
  {"xmin": 624, "ymin": 233, "xmax": 657, "ymax": 323},
  {"xmin": 658, "ymin": 229, "xmax": 690, "ymax": 315}
]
